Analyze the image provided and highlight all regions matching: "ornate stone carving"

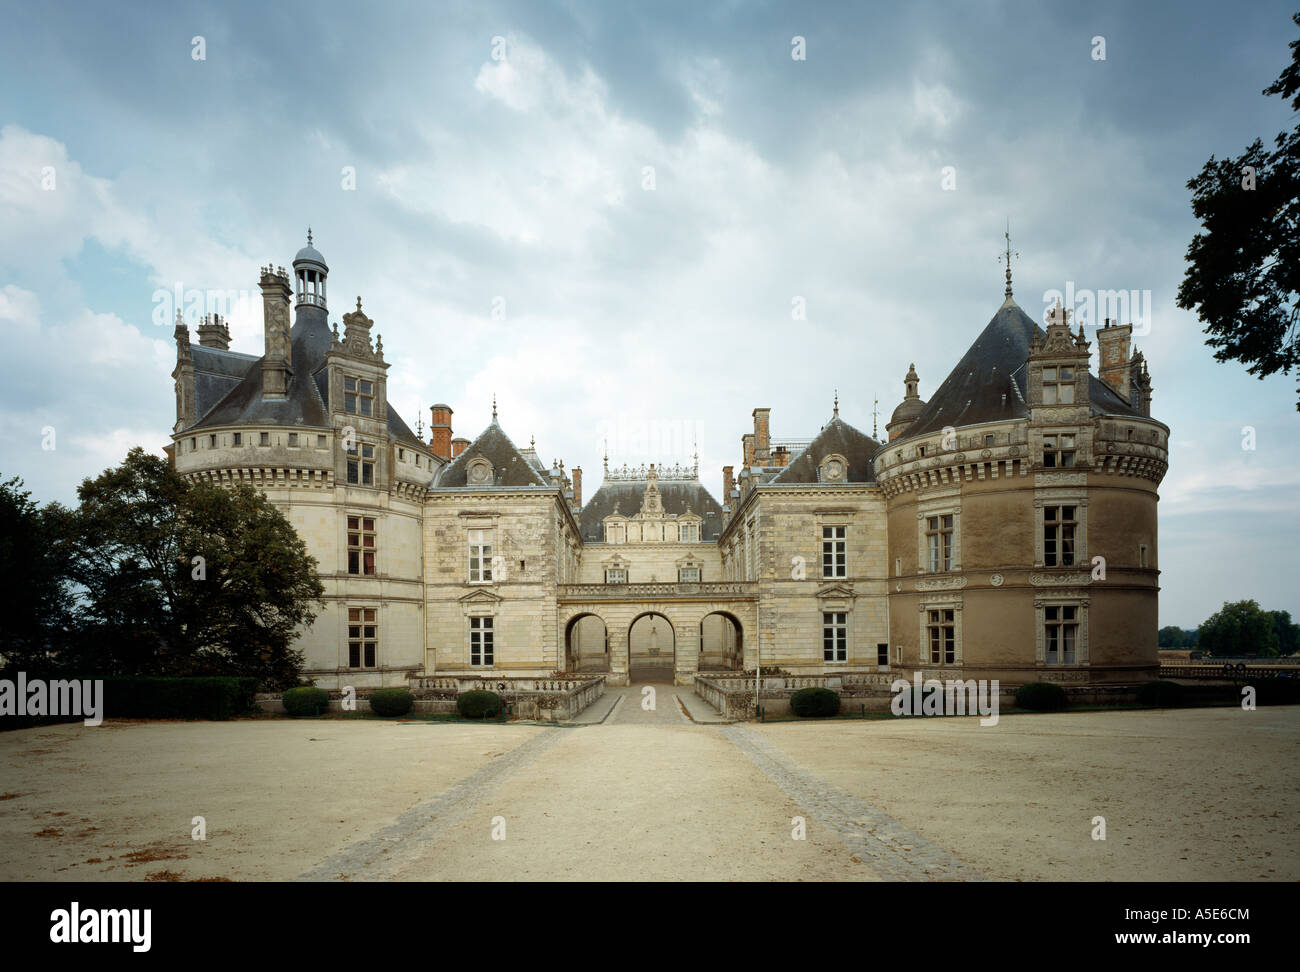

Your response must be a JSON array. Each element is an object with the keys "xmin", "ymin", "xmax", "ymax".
[
  {"xmin": 989, "ymin": 573, "xmax": 1004, "ymax": 587},
  {"xmin": 917, "ymin": 575, "xmax": 967, "ymax": 591}
]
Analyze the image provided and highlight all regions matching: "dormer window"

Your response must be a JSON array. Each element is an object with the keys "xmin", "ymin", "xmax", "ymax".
[
  {"xmin": 1042, "ymin": 366, "xmax": 1075, "ymax": 404},
  {"xmin": 984, "ymin": 434, "xmax": 995, "ymax": 447},
  {"xmin": 820, "ymin": 454, "xmax": 847, "ymax": 482},
  {"xmin": 466, "ymin": 458, "xmax": 494, "ymax": 485},
  {"xmin": 344, "ymin": 376, "xmax": 373, "ymax": 417}
]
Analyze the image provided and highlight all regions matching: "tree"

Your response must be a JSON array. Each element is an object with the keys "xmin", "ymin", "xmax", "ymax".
[
  {"xmin": 63, "ymin": 447, "xmax": 323, "ymax": 687},
  {"xmin": 1158, "ymin": 625, "xmax": 1187, "ymax": 648},
  {"xmin": 1198, "ymin": 599, "xmax": 1281, "ymax": 657},
  {"xmin": 1177, "ymin": 13, "xmax": 1300, "ymax": 409},
  {"xmin": 1270, "ymin": 609, "xmax": 1300, "ymax": 656},
  {"xmin": 0, "ymin": 476, "xmax": 76, "ymax": 668}
]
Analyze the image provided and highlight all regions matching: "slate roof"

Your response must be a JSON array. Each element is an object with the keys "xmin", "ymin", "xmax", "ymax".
[
  {"xmin": 896, "ymin": 298, "xmax": 1145, "ymax": 441},
  {"xmin": 578, "ymin": 477, "xmax": 727, "ymax": 542},
  {"xmin": 186, "ymin": 304, "xmax": 423, "ymax": 447},
  {"xmin": 771, "ymin": 414, "xmax": 881, "ymax": 484},
  {"xmin": 434, "ymin": 420, "xmax": 550, "ymax": 487}
]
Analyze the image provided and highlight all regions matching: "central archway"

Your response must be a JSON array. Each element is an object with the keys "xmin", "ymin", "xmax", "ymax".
[
  {"xmin": 628, "ymin": 612, "xmax": 675, "ymax": 683},
  {"xmin": 699, "ymin": 611, "xmax": 744, "ymax": 672}
]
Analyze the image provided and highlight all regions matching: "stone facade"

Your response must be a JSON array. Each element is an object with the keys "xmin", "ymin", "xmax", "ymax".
[{"xmin": 166, "ymin": 238, "xmax": 1166, "ymax": 691}]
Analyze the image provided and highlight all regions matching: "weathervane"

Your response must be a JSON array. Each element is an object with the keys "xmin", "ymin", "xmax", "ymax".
[{"xmin": 997, "ymin": 221, "xmax": 1019, "ymax": 299}]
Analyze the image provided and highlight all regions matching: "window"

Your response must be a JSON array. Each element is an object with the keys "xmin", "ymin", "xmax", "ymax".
[
  {"xmin": 209, "ymin": 435, "xmax": 216, "ymax": 448},
  {"xmin": 233, "ymin": 432, "xmax": 242, "ymax": 446},
  {"xmin": 259, "ymin": 432, "xmax": 269, "ymax": 446},
  {"xmin": 347, "ymin": 516, "xmax": 376, "ymax": 575},
  {"xmin": 1043, "ymin": 434, "xmax": 1076, "ymax": 468},
  {"xmin": 347, "ymin": 608, "xmax": 377, "ymax": 668},
  {"xmin": 877, "ymin": 643, "xmax": 890, "ymax": 667},
  {"xmin": 1044, "ymin": 606, "xmax": 1078, "ymax": 664},
  {"xmin": 288, "ymin": 433, "xmax": 298, "ymax": 447},
  {"xmin": 468, "ymin": 529, "xmax": 493, "ymax": 582},
  {"xmin": 344, "ymin": 376, "xmax": 374, "ymax": 416},
  {"xmin": 470, "ymin": 616, "xmax": 494, "ymax": 666},
  {"xmin": 398, "ymin": 448, "xmax": 405, "ymax": 461},
  {"xmin": 926, "ymin": 515, "xmax": 954, "ymax": 572},
  {"xmin": 918, "ymin": 445, "xmax": 927, "ymax": 457},
  {"xmin": 822, "ymin": 526, "xmax": 846, "ymax": 578},
  {"xmin": 984, "ymin": 434, "xmax": 995, "ymax": 447},
  {"xmin": 189, "ymin": 437, "xmax": 196, "ymax": 450},
  {"xmin": 680, "ymin": 523, "xmax": 698, "ymax": 542},
  {"xmin": 347, "ymin": 443, "xmax": 375, "ymax": 486},
  {"xmin": 1043, "ymin": 505, "xmax": 1077, "ymax": 567},
  {"xmin": 1140, "ymin": 543, "xmax": 1148, "ymax": 569},
  {"xmin": 605, "ymin": 568, "xmax": 627, "ymax": 584},
  {"xmin": 927, "ymin": 609, "xmax": 956, "ymax": 665},
  {"xmin": 1042, "ymin": 365, "xmax": 1075, "ymax": 405},
  {"xmin": 823, "ymin": 612, "xmax": 847, "ymax": 662},
  {"xmin": 317, "ymin": 434, "xmax": 327, "ymax": 448},
  {"xmin": 678, "ymin": 567, "xmax": 700, "ymax": 583}
]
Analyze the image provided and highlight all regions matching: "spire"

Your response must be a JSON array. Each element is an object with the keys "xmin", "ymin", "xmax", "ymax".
[
  {"xmin": 872, "ymin": 395, "xmax": 879, "ymax": 439},
  {"xmin": 833, "ymin": 389, "xmax": 839, "ymax": 418},
  {"xmin": 999, "ymin": 221, "xmax": 1018, "ymax": 300},
  {"xmin": 603, "ymin": 438, "xmax": 609, "ymax": 476},
  {"xmin": 491, "ymin": 394, "xmax": 498, "ymax": 424},
  {"xmin": 307, "ymin": 226, "xmax": 313, "ymax": 246}
]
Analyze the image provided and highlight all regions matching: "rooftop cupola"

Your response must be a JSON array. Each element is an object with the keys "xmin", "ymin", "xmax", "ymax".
[{"xmin": 293, "ymin": 227, "xmax": 329, "ymax": 312}]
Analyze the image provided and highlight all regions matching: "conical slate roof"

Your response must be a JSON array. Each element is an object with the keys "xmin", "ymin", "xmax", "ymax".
[{"xmin": 897, "ymin": 298, "xmax": 1143, "ymax": 442}]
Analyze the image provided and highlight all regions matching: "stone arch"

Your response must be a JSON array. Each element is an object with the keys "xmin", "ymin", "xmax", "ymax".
[
  {"xmin": 565, "ymin": 612, "xmax": 609, "ymax": 673},
  {"xmin": 628, "ymin": 611, "xmax": 676, "ymax": 683},
  {"xmin": 699, "ymin": 610, "xmax": 745, "ymax": 672}
]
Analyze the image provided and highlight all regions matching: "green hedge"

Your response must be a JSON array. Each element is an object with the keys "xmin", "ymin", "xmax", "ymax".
[
  {"xmin": 457, "ymin": 690, "xmax": 503, "ymax": 719},
  {"xmin": 1246, "ymin": 678, "xmax": 1300, "ymax": 706},
  {"xmin": 369, "ymin": 688, "xmax": 414, "ymax": 717},
  {"xmin": 0, "ymin": 675, "xmax": 259, "ymax": 728},
  {"xmin": 790, "ymin": 687, "xmax": 841, "ymax": 718},
  {"xmin": 1014, "ymin": 681, "xmax": 1069, "ymax": 711},
  {"xmin": 282, "ymin": 686, "xmax": 330, "ymax": 717},
  {"xmin": 1136, "ymin": 680, "xmax": 1185, "ymax": 707}
]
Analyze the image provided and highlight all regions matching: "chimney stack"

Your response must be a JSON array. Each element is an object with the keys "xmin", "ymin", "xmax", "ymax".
[
  {"xmin": 742, "ymin": 433, "xmax": 755, "ymax": 468},
  {"xmin": 772, "ymin": 445, "xmax": 790, "ymax": 467},
  {"xmin": 196, "ymin": 313, "xmax": 231, "ymax": 350},
  {"xmin": 451, "ymin": 437, "xmax": 470, "ymax": 458},
  {"xmin": 1097, "ymin": 320, "xmax": 1133, "ymax": 402},
  {"xmin": 722, "ymin": 465, "xmax": 734, "ymax": 503},
  {"xmin": 572, "ymin": 467, "xmax": 583, "ymax": 508},
  {"xmin": 429, "ymin": 404, "xmax": 453, "ymax": 459},
  {"xmin": 259, "ymin": 265, "xmax": 293, "ymax": 400},
  {"xmin": 752, "ymin": 407, "xmax": 771, "ymax": 464}
]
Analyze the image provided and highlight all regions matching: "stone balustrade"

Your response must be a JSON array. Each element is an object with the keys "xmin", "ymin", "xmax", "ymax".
[
  {"xmin": 407, "ymin": 673, "xmax": 607, "ymax": 721},
  {"xmin": 557, "ymin": 581, "xmax": 758, "ymax": 601}
]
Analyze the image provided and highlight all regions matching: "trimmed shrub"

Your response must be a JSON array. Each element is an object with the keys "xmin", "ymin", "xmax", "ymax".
[
  {"xmin": 1136, "ymin": 680, "xmax": 1185, "ymax": 707},
  {"xmin": 457, "ymin": 690, "xmax": 504, "ymax": 719},
  {"xmin": 369, "ymin": 688, "xmax": 414, "ymax": 717},
  {"xmin": 1247, "ymin": 677, "xmax": 1300, "ymax": 706},
  {"xmin": 1014, "ymin": 681, "xmax": 1069, "ymax": 712},
  {"xmin": 101, "ymin": 677, "xmax": 259, "ymax": 721},
  {"xmin": 790, "ymin": 687, "xmax": 841, "ymax": 718},
  {"xmin": 282, "ymin": 686, "xmax": 330, "ymax": 717}
]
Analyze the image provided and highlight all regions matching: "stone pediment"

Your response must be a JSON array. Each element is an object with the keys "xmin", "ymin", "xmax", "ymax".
[
  {"xmin": 458, "ymin": 588, "xmax": 502, "ymax": 604},
  {"xmin": 816, "ymin": 583, "xmax": 856, "ymax": 600}
]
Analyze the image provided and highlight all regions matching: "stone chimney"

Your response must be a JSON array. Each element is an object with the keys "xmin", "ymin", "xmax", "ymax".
[
  {"xmin": 172, "ymin": 310, "xmax": 195, "ymax": 432},
  {"xmin": 772, "ymin": 446, "xmax": 790, "ymax": 467},
  {"xmin": 430, "ymin": 404, "xmax": 453, "ymax": 459},
  {"xmin": 1097, "ymin": 320, "xmax": 1133, "ymax": 402},
  {"xmin": 722, "ymin": 465, "xmax": 734, "ymax": 503},
  {"xmin": 451, "ymin": 437, "xmax": 470, "ymax": 458},
  {"xmin": 571, "ymin": 466, "xmax": 583, "ymax": 508},
  {"xmin": 196, "ymin": 313, "xmax": 231, "ymax": 349},
  {"xmin": 259, "ymin": 265, "xmax": 293, "ymax": 400},
  {"xmin": 742, "ymin": 433, "xmax": 755, "ymax": 468},
  {"xmin": 752, "ymin": 408, "xmax": 771, "ymax": 464}
]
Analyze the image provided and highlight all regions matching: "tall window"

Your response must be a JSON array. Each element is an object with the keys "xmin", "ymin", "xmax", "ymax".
[
  {"xmin": 347, "ymin": 608, "xmax": 377, "ymax": 668},
  {"xmin": 1043, "ymin": 434, "xmax": 1076, "ymax": 468},
  {"xmin": 926, "ymin": 515, "xmax": 954, "ymax": 572},
  {"xmin": 605, "ymin": 568, "xmax": 627, "ymax": 584},
  {"xmin": 1042, "ymin": 365, "xmax": 1075, "ymax": 404},
  {"xmin": 468, "ymin": 529, "xmax": 493, "ymax": 582},
  {"xmin": 678, "ymin": 567, "xmax": 700, "ymax": 582},
  {"xmin": 470, "ymin": 616, "xmax": 494, "ymax": 666},
  {"xmin": 1044, "ymin": 606, "xmax": 1078, "ymax": 664},
  {"xmin": 822, "ymin": 526, "xmax": 846, "ymax": 578},
  {"xmin": 347, "ymin": 516, "xmax": 376, "ymax": 575},
  {"xmin": 927, "ymin": 609, "xmax": 955, "ymax": 665},
  {"xmin": 347, "ymin": 442, "xmax": 375, "ymax": 486},
  {"xmin": 877, "ymin": 643, "xmax": 890, "ymax": 667},
  {"xmin": 823, "ymin": 612, "xmax": 847, "ymax": 662},
  {"xmin": 680, "ymin": 523, "xmax": 698, "ymax": 542},
  {"xmin": 344, "ymin": 376, "xmax": 374, "ymax": 416},
  {"xmin": 1043, "ymin": 505, "xmax": 1077, "ymax": 567}
]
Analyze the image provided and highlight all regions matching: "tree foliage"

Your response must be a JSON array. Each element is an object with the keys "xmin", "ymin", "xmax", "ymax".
[
  {"xmin": 1197, "ymin": 599, "xmax": 1281, "ymax": 657},
  {"xmin": 1, "ymin": 448, "xmax": 323, "ymax": 689},
  {"xmin": 1177, "ymin": 13, "xmax": 1300, "ymax": 408}
]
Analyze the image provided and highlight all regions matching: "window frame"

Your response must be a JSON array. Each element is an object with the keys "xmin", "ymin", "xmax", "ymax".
[
  {"xmin": 821, "ymin": 525, "xmax": 847, "ymax": 579},
  {"xmin": 469, "ymin": 616, "xmax": 494, "ymax": 667},
  {"xmin": 822, "ymin": 611, "xmax": 847, "ymax": 663},
  {"xmin": 468, "ymin": 528, "xmax": 494, "ymax": 584},
  {"xmin": 347, "ymin": 515, "xmax": 377, "ymax": 576},
  {"xmin": 347, "ymin": 607, "xmax": 378, "ymax": 669}
]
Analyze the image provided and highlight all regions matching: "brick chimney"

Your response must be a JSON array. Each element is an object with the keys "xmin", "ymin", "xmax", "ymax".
[
  {"xmin": 259, "ymin": 265, "xmax": 293, "ymax": 400},
  {"xmin": 742, "ymin": 433, "xmax": 755, "ymax": 468},
  {"xmin": 752, "ymin": 407, "xmax": 771, "ymax": 464},
  {"xmin": 571, "ymin": 466, "xmax": 583, "ymax": 508},
  {"xmin": 451, "ymin": 437, "xmax": 470, "ymax": 458},
  {"xmin": 772, "ymin": 446, "xmax": 790, "ymax": 467},
  {"xmin": 429, "ymin": 404, "xmax": 453, "ymax": 459},
  {"xmin": 1098, "ymin": 320, "xmax": 1133, "ymax": 402},
  {"xmin": 722, "ymin": 465, "xmax": 734, "ymax": 502}
]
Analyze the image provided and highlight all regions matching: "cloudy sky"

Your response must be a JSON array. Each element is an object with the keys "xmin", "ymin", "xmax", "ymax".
[{"xmin": 2, "ymin": 0, "xmax": 1297, "ymax": 627}]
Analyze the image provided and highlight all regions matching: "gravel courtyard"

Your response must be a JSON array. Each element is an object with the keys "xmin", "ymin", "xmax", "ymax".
[{"xmin": 0, "ymin": 691, "xmax": 1294, "ymax": 882}]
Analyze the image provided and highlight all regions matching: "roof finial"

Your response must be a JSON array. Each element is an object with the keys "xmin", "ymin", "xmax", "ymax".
[
  {"xmin": 307, "ymin": 226, "xmax": 313, "ymax": 246},
  {"xmin": 356, "ymin": 296, "xmax": 362, "ymax": 312},
  {"xmin": 491, "ymin": 394, "xmax": 498, "ymax": 423},
  {"xmin": 872, "ymin": 395, "xmax": 879, "ymax": 439},
  {"xmin": 530, "ymin": 435, "xmax": 535, "ymax": 449},
  {"xmin": 603, "ymin": 438, "xmax": 609, "ymax": 475},
  {"xmin": 999, "ymin": 220, "xmax": 1018, "ymax": 300},
  {"xmin": 833, "ymin": 388, "xmax": 839, "ymax": 418}
]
